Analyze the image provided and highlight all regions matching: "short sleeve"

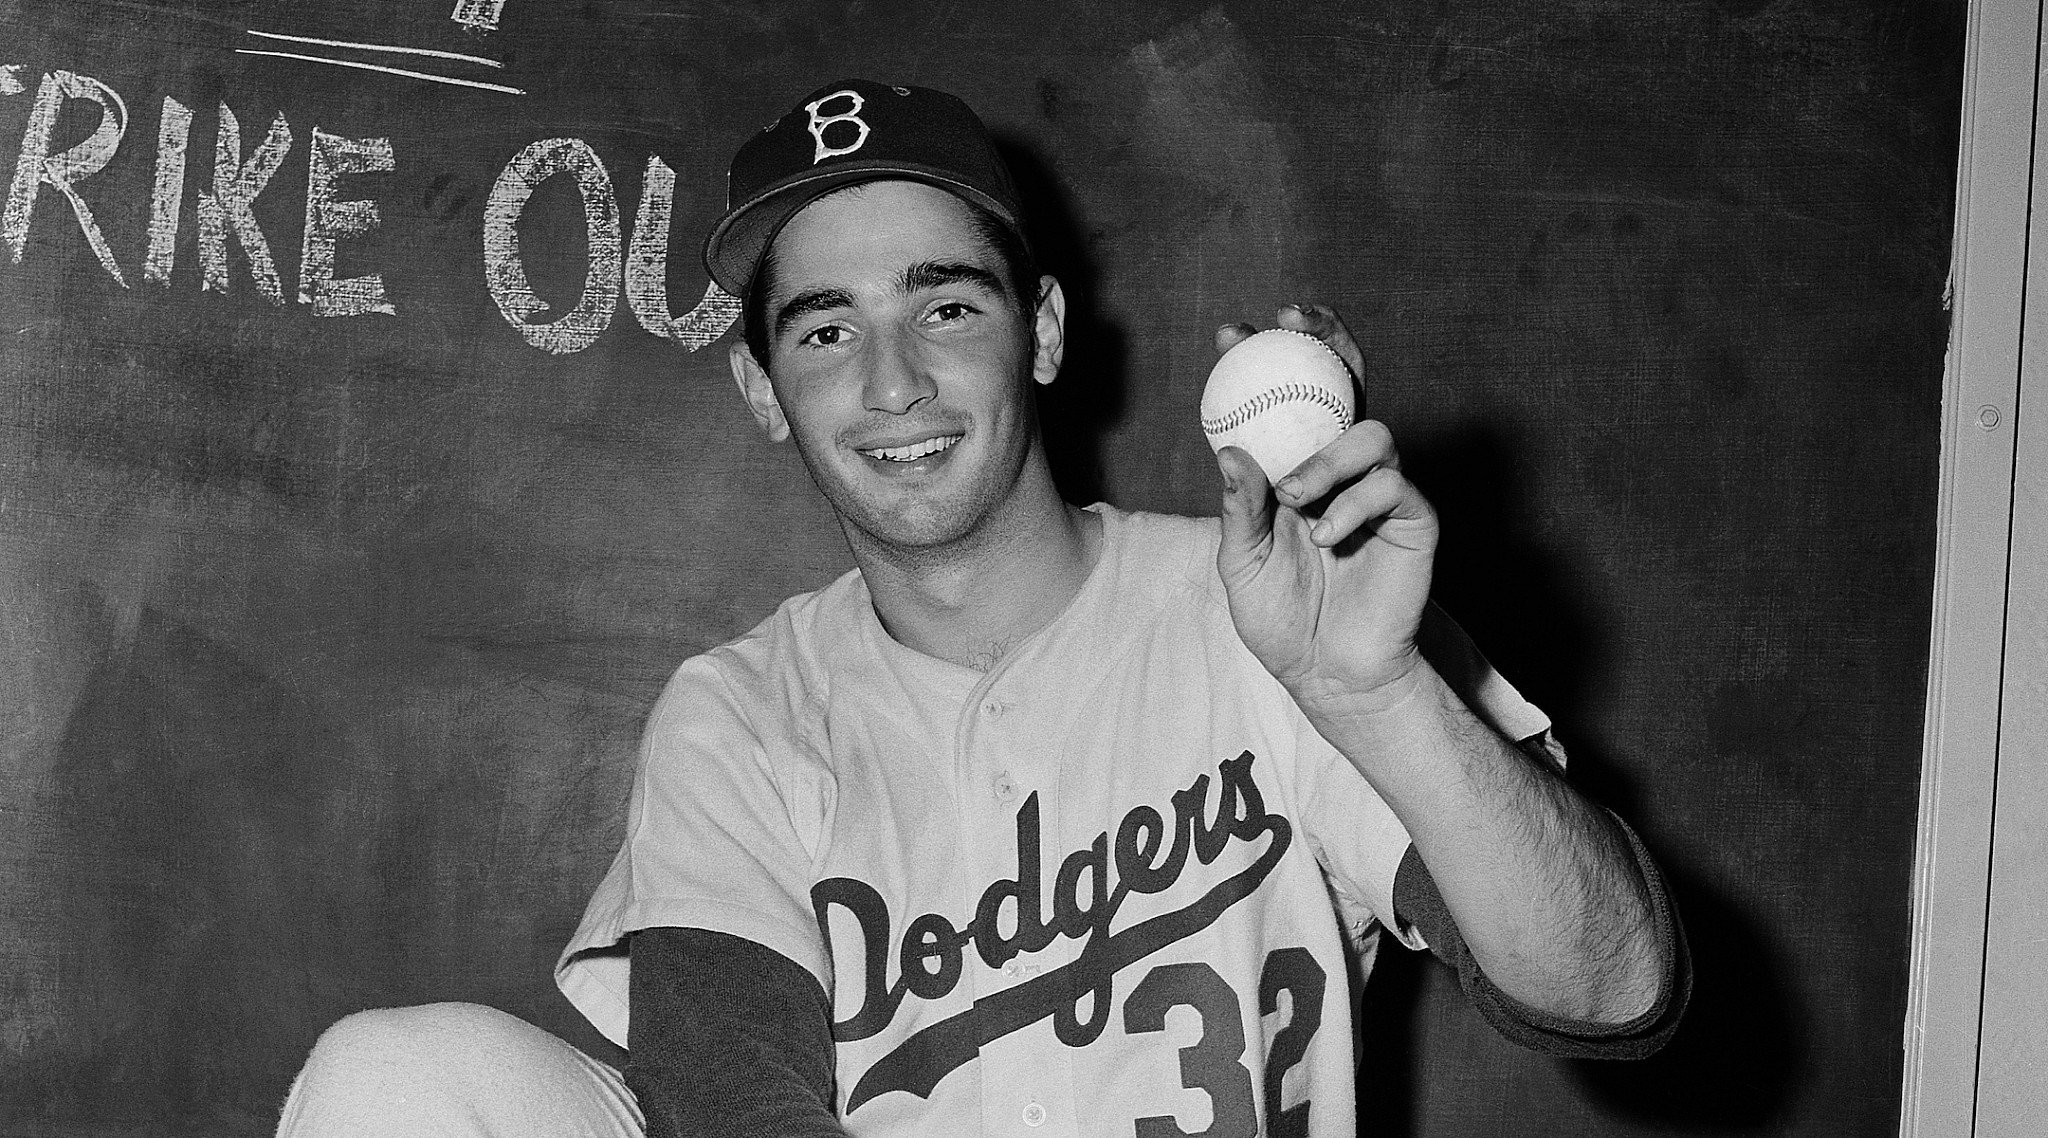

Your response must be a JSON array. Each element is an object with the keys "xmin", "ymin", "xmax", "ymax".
[
  {"xmin": 1412, "ymin": 603, "xmax": 1556, "ymax": 758},
  {"xmin": 555, "ymin": 654, "xmax": 831, "ymax": 1049},
  {"xmin": 1292, "ymin": 602, "xmax": 1560, "ymax": 954}
]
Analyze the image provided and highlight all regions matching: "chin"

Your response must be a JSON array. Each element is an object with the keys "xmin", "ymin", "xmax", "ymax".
[
  {"xmin": 847, "ymin": 498, "xmax": 988, "ymax": 552},
  {"xmin": 796, "ymin": 433, "xmax": 1025, "ymax": 556}
]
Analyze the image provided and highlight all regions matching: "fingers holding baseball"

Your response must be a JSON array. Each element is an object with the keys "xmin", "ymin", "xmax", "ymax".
[
  {"xmin": 1215, "ymin": 444, "xmax": 1280, "ymax": 556},
  {"xmin": 1303, "ymin": 463, "xmax": 1437, "ymax": 552},
  {"xmin": 1217, "ymin": 303, "xmax": 1364, "ymax": 370},
  {"xmin": 1214, "ymin": 430, "xmax": 1436, "ymax": 698},
  {"xmin": 1278, "ymin": 420, "xmax": 1434, "ymax": 551},
  {"xmin": 1275, "ymin": 302, "xmax": 1367, "ymax": 389},
  {"xmin": 1205, "ymin": 307, "xmax": 1432, "ymax": 700},
  {"xmin": 1214, "ymin": 321, "xmax": 1260, "ymax": 356},
  {"xmin": 1275, "ymin": 418, "xmax": 1400, "ymax": 509}
]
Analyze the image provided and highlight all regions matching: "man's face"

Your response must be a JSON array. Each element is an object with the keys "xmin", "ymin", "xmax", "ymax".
[{"xmin": 733, "ymin": 180, "xmax": 1062, "ymax": 554}]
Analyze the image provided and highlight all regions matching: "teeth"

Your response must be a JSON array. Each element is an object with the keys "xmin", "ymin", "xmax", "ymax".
[{"xmin": 863, "ymin": 434, "xmax": 962, "ymax": 462}]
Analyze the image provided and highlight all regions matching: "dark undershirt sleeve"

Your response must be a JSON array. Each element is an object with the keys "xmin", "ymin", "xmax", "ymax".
[
  {"xmin": 1389, "ymin": 799, "xmax": 1691, "ymax": 1060},
  {"xmin": 627, "ymin": 926, "xmax": 849, "ymax": 1138}
]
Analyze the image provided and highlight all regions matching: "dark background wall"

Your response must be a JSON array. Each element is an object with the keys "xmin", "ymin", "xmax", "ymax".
[{"xmin": 0, "ymin": 1, "xmax": 1959, "ymax": 1134}]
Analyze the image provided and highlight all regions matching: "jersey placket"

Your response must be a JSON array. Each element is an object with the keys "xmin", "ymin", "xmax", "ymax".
[{"xmin": 957, "ymin": 668, "xmax": 1082, "ymax": 1138}]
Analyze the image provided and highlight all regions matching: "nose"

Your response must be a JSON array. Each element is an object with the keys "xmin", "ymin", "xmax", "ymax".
[{"xmin": 863, "ymin": 330, "xmax": 937, "ymax": 415}]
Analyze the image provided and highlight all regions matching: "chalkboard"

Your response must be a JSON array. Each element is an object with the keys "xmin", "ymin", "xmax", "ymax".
[{"xmin": 0, "ymin": 1, "xmax": 1961, "ymax": 1134}]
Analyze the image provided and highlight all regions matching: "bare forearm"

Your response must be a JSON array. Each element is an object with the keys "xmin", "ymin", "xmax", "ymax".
[{"xmin": 1300, "ymin": 662, "xmax": 1670, "ymax": 1023}]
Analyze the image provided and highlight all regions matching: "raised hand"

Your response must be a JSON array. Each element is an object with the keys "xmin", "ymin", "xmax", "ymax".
[
  {"xmin": 1210, "ymin": 306, "xmax": 1678, "ymax": 1029},
  {"xmin": 1213, "ymin": 304, "xmax": 1439, "ymax": 716}
]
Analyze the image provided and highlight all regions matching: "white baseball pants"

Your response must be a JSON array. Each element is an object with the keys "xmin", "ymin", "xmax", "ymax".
[{"xmin": 274, "ymin": 1002, "xmax": 644, "ymax": 1137}]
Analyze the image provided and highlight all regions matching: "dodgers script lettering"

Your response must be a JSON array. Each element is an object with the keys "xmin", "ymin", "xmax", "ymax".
[{"xmin": 811, "ymin": 750, "xmax": 1293, "ymax": 1112}]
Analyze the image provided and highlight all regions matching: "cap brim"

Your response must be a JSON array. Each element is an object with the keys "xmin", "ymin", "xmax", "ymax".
[{"xmin": 704, "ymin": 162, "xmax": 1021, "ymax": 297}]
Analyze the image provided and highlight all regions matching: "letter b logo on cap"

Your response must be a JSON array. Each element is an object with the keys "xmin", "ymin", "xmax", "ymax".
[{"xmin": 805, "ymin": 90, "xmax": 870, "ymax": 164}]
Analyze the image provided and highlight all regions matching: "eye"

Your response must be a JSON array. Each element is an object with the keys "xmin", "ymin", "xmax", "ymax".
[
  {"xmin": 799, "ymin": 323, "xmax": 851, "ymax": 348},
  {"xmin": 925, "ymin": 300, "xmax": 979, "ymax": 324}
]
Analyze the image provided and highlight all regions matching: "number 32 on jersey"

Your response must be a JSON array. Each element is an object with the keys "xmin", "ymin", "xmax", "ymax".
[{"xmin": 1123, "ymin": 947, "xmax": 1325, "ymax": 1138}]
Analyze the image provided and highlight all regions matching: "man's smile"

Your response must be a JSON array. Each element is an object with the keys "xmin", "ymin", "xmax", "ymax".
[{"xmin": 857, "ymin": 433, "xmax": 964, "ymax": 464}]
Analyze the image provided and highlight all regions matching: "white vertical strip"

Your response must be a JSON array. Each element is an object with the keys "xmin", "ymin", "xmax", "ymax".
[
  {"xmin": 1974, "ymin": 4, "xmax": 2048, "ymax": 1125},
  {"xmin": 1900, "ymin": 0, "xmax": 2039, "ymax": 1135}
]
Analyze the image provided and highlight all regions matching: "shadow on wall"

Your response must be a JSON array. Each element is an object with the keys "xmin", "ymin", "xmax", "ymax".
[
  {"xmin": 996, "ymin": 135, "xmax": 1127, "ymax": 507},
  {"xmin": 1346, "ymin": 427, "xmax": 1806, "ymax": 1134},
  {"xmin": 18, "ymin": 593, "xmax": 365, "ymax": 1127},
  {"xmin": 1358, "ymin": 867, "xmax": 1803, "ymax": 1135},
  {"xmin": 1575, "ymin": 859, "xmax": 1804, "ymax": 1131}
]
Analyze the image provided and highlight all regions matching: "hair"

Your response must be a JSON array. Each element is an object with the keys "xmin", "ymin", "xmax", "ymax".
[{"xmin": 740, "ymin": 186, "xmax": 1039, "ymax": 366}]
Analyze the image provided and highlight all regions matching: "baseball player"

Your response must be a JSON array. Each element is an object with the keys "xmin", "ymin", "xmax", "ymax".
[{"xmin": 275, "ymin": 79, "xmax": 1685, "ymax": 1138}]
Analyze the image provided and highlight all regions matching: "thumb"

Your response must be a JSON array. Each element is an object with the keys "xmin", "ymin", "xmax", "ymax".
[{"xmin": 1216, "ymin": 445, "xmax": 1276, "ymax": 563}]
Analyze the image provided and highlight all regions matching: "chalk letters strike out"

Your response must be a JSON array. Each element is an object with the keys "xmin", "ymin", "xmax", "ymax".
[{"xmin": 0, "ymin": 65, "xmax": 736, "ymax": 354}]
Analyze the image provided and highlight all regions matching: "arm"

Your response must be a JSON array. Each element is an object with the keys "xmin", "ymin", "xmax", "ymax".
[
  {"xmin": 627, "ymin": 926, "xmax": 849, "ymax": 1138},
  {"xmin": 1298, "ymin": 654, "xmax": 1669, "ymax": 1022},
  {"xmin": 1392, "ymin": 778, "xmax": 1691, "ymax": 1055},
  {"xmin": 1214, "ymin": 304, "xmax": 1677, "ymax": 1025}
]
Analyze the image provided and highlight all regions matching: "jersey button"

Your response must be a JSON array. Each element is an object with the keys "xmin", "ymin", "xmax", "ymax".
[
  {"xmin": 993, "ymin": 773, "xmax": 1018, "ymax": 802},
  {"xmin": 1021, "ymin": 1102, "xmax": 1047, "ymax": 1127}
]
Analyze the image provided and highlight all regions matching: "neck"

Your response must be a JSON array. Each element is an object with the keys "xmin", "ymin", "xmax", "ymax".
[{"xmin": 849, "ymin": 462, "xmax": 1102, "ymax": 671}]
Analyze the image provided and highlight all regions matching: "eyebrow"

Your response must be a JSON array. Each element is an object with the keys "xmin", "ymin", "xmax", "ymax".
[
  {"xmin": 899, "ymin": 260, "xmax": 1008, "ymax": 299},
  {"xmin": 773, "ymin": 287, "xmax": 856, "ymax": 340},
  {"xmin": 772, "ymin": 261, "xmax": 1010, "ymax": 341}
]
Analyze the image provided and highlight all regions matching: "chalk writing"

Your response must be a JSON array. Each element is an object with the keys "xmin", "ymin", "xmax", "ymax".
[
  {"xmin": 451, "ymin": 0, "xmax": 513, "ymax": 33},
  {"xmin": 0, "ymin": 65, "xmax": 737, "ymax": 352},
  {"xmin": 199, "ymin": 105, "xmax": 293, "ymax": 305},
  {"xmin": 300, "ymin": 129, "xmax": 396, "ymax": 316},
  {"xmin": 234, "ymin": 50, "xmax": 525, "ymax": 96},
  {"xmin": 626, "ymin": 156, "xmax": 741, "ymax": 350},
  {"xmin": 484, "ymin": 137, "xmax": 623, "ymax": 355},
  {"xmin": 144, "ymin": 97, "xmax": 192, "ymax": 286},
  {"xmin": 246, "ymin": 31, "xmax": 506, "ymax": 70},
  {"xmin": 5, "ymin": 70, "xmax": 130, "ymax": 286}
]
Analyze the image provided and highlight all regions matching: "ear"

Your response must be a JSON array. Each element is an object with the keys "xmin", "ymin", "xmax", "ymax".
[
  {"xmin": 730, "ymin": 340, "xmax": 790, "ymax": 442},
  {"xmin": 1030, "ymin": 275, "xmax": 1067, "ymax": 387}
]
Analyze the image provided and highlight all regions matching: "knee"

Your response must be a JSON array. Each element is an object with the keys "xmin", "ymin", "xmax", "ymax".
[
  {"xmin": 301, "ymin": 1002, "xmax": 527, "ymax": 1086},
  {"xmin": 282, "ymin": 1003, "xmax": 557, "ymax": 1136},
  {"xmin": 316, "ymin": 1002, "xmax": 524, "ymax": 1050}
]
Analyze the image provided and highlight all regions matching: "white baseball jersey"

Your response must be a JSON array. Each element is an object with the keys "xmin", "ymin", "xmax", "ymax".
[{"xmin": 557, "ymin": 504, "xmax": 1554, "ymax": 1138}]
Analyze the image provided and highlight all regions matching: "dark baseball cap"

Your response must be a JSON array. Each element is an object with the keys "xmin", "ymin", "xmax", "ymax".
[{"xmin": 703, "ymin": 79, "xmax": 1025, "ymax": 297}]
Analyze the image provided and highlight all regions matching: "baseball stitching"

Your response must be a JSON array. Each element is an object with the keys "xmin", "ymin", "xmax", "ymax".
[{"xmin": 1202, "ymin": 381, "xmax": 1352, "ymax": 436}]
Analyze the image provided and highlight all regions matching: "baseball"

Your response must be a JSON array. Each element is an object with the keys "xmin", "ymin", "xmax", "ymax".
[{"xmin": 1200, "ymin": 328, "xmax": 1357, "ymax": 485}]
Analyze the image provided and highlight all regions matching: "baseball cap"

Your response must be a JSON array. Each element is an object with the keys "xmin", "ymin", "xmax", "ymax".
[{"xmin": 703, "ymin": 79, "xmax": 1025, "ymax": 297}]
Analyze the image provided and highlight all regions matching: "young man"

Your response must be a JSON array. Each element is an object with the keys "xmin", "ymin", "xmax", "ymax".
[{"xmin": 276, "ymin": 79, "xmax": 1684, "ymax": 1138}]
